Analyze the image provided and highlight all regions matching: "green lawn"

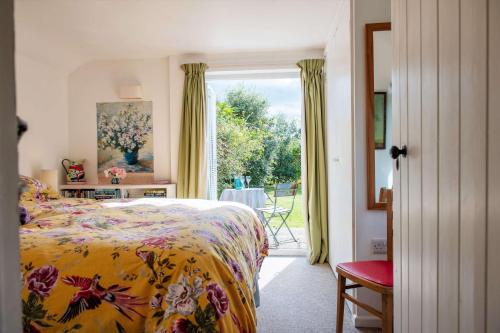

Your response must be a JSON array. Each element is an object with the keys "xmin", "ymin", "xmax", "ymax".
[{"xmin": 264, "ymin": 188, "xmax": 304, "ymax": 228}]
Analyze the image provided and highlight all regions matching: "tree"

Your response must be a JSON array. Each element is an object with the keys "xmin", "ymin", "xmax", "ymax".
[
  {"xmin": 270, "ymin": 116, "xmax": 301, "ymax": 183},
  {"xmin": 216, "ymin": 86, "xmax": 302, "ymax": 194},
  {"xmin": 216, "ymin": 102, "xmax": 262, "ymax": 194},
  {"xmin": 224, "ymin": 86, "xmax": 275, "ymax": 187},
  {"xmin": 242, "ymin": 125, "xmax": 274, "ymax": 187},
  {"xmin": 226, "ymin": 86, "xmax": 269, "ymax": 128}
]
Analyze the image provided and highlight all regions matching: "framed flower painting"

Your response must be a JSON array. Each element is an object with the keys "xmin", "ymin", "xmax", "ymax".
[{"xmin": 97, "ymin": 101, "xmax": 154, "ymax": 183}]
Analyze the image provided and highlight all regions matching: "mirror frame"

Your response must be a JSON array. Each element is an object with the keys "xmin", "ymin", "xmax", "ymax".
[{"xmin": 365, "ymin": 22, "xmax": 391, "ymax": 210}]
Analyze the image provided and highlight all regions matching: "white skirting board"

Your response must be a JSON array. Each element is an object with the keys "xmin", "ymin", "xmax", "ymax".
[{"xmin": 352, "ymin": 314, "xmax": 382, "ymax": 328}]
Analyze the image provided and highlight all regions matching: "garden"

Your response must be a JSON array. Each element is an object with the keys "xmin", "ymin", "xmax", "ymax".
[{"xmin": 216, "ymin": 86, "xmax": 304, "ymax": 228}]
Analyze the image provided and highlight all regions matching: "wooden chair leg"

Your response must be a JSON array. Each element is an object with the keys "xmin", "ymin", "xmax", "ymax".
[
  {"xmin": 382, "ymin": 293, "xmax": 393, "ymax": 333},
  {"xmin": 336, "ymin": 274, "xmax": 346, "ymax": 333}
]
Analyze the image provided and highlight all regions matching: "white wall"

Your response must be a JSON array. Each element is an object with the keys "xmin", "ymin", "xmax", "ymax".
[
  {"xmin": 324, "ymin": 0, "xmax": 354, "ymax": 271},
  {"xmin": 16, "ymin": 53, "xmax": 69, "ymax": 181},
  {"xmin": 66, "ymin": 51, "xmax": 322, "ymax": 185},
  {"xmin": 324, "ymin": 0, "xmax": 391, "ymax": 327},
  {"xmin": 68, "ymin": 59, "xmax": 171, "ymax": 184},
  {"xmin": 166, "ymin": 56, "xmax": 184, "ymax": 184},
  {"xmin": 352, "ymin": 0, "xmax": 391, "ymax": 327},
  {"xmin": 353, "ymin": 0, "xmax": 391, "ymax": 258}
]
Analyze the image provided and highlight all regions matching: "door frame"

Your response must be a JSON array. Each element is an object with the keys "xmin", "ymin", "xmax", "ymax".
[{"xmin": 0, "ymin": 0, "xmax": 23, "ymax": 331}]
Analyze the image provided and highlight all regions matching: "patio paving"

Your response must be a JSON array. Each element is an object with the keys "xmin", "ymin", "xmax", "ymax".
[{"xmin": 265, "ymin": 227, "xmax": 308, "ymax": 255}]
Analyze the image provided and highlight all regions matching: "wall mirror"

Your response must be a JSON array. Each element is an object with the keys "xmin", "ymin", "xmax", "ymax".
[{"xmin": 366, "ymin": 22, "xmax": 392, "ymax": 210}]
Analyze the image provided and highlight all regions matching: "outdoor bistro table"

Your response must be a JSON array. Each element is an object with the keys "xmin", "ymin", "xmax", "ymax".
[{"xmin": 219, "ymin": 188, "xmax": 266, "ymax": 211}]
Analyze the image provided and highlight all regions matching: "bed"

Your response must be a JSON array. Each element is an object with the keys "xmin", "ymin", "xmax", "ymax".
[{"xmin": 19, "ymin": 178, "xmax": 268, "ymax": 333}]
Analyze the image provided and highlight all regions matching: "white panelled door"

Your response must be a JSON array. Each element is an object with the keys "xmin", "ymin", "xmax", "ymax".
[{"xmin": 391, "ymin": 0, "xmax": 499, "ymax": 332}]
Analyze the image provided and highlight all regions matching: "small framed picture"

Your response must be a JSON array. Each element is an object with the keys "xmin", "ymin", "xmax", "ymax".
[{"xmin": 374, "ymin": 92, "xmax": 387, "ymax": 149}]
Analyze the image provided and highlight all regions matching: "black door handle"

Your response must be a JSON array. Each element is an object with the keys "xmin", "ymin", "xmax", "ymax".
[
  {"xmin": 390, "ymin": 145, "xmax": 407, "ymax": 170},
  {"xmin": 390, "ymin": 145, "xmax": 407, "ymax": 159}
]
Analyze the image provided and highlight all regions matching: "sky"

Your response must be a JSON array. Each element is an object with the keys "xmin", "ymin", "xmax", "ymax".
[{"xmin": 206, "ymin": 78, "xmax": 302, "ymax": 121}]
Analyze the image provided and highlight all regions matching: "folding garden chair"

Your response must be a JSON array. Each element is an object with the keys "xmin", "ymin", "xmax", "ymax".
[{"xmin": 256, "ymin": 183, "xmax": 298, "ymax": 246}]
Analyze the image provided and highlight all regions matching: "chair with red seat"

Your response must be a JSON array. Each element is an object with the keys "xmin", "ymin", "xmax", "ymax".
[{"xmin": 336, "ymin": 189, "xmax": 393, "ymax": 333}]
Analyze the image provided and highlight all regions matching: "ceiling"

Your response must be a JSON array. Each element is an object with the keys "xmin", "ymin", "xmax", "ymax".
[{"xmin": 15, "ymin": 0, "xmax": 341, "ymax": 71}]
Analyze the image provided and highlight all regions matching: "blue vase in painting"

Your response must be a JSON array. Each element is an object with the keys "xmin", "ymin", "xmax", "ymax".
[
  {"xmin": 124, "ymin": 149, "xmax": 139, "ymax": 165},
  {"xmin": 111, "ymin": 177, "xmax": 120, "ymax": 185}
]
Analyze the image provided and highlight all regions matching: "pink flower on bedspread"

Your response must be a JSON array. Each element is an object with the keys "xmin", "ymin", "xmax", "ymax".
[
  {"xmin": 131, "ymin": 221, "xmax": 156, "ymax": 228},
  {"xmin": 40, "ymin": 230, "xmax": 67, "ymax": 238},
  {"xmin": 142, "ymin": 236, "xmax": 176, "ymax": 249},
  {"xmin": 212, "ymin": 220, "xmax": 243, "ymax": 241},
  {"xmin": 165, "ymin": 275, "xmax": 203, "ymax": 316},
  {"xmin": 105, "ymin": 217, "xmax": 127, "ymax": 225},
  {"xmin": 71, "ymin": 237, "xmax": 91, "ymax": 245},
  {"xmin": 33, "ymin": 219, "xmax": 54, "ymax": 228},
  {"xmin": 171, "ymin": 318, "xmax": 191, "ymax": 333},
  {"xmin": 254, "ymin": 225, "xmax": 263, "ymax": 241},
  {"xmin": 229, "ymin": 260, "xmax": 244, "ymax": 282},
  {"xmin": 206, "ymin": 283, "xmax": 229, "ymax": 319},
  {"xmin": 25, "ymin": 323, "xmax": 42, "ymax": 333},
  {"xmin": 231, "ymin": 310, "xmax": 245, "ymax": 333},
  {"xmin": 150, "ymin": 293, "xmax": 163, "ymax": 309},
  {"xmin": 193, "ymin": 229, "xmax": 220, "ymax": 245},
  {"xmin": 26, "ymin": 265, "xmax": 58, "ymax": 298},
  {"xmin": 19, "ymin": 205, "xmax": 31, "ymax": 225}
]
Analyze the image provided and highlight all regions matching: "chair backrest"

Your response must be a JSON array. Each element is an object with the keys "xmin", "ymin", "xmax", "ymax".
[
  {"xmin": 386, "ymin": 189, "xmax": 393, "ymax": 261},
  {"xmin": 378, "ymin": 187, "xmax": 390, "ymax": 203},
  {"xmin": 274, "ymin": 183, "xmax": 297, "ymax": 198},
  {"xmin": 270, "ymin": 183, "xmax": 298, "ymax": 210}
]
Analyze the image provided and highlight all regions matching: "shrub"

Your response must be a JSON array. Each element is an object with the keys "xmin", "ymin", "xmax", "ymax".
[{"xmin": 216, "ymin": 87, "xmax": 302, "ymax": 195}]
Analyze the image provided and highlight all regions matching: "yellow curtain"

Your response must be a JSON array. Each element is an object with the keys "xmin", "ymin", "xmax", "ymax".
[
  {"xmin": 297, "ymin": 59, "xmax": 329, "ymax": 264},
  {"xmin": 177, "ymin": 63, "xmax": 208, "ymax": 199}
]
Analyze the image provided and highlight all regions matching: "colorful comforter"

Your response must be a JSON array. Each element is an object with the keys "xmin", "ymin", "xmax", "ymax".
[{"xmin": 19, "ymin": 198, "xmax": 268, "ymax": 333}]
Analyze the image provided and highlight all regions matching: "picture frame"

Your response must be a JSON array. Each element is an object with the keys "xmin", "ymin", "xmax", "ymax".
[
  {"xmin": 374, "ymin": 91, "xmax": 387, "ymax": 150},
  {"xmin": 96, "ymin": 101, "xmax": 154, "ymax": 184}
]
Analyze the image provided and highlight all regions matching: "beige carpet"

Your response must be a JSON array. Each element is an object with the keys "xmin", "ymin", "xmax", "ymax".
[{"xmin": 256, "ymin": 256, "xmax": 380, "ymax": 333}]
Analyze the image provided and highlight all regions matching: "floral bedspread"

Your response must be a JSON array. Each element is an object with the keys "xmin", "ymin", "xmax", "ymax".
[{"xmin": 20, "ymin": 198, "xmax": 268, "ymax": 333}]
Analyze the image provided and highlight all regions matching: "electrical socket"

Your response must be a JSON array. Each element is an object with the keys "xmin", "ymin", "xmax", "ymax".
[{"xmin": 371, "ymin": 238, "xmax": 387, "ymax": 254}]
